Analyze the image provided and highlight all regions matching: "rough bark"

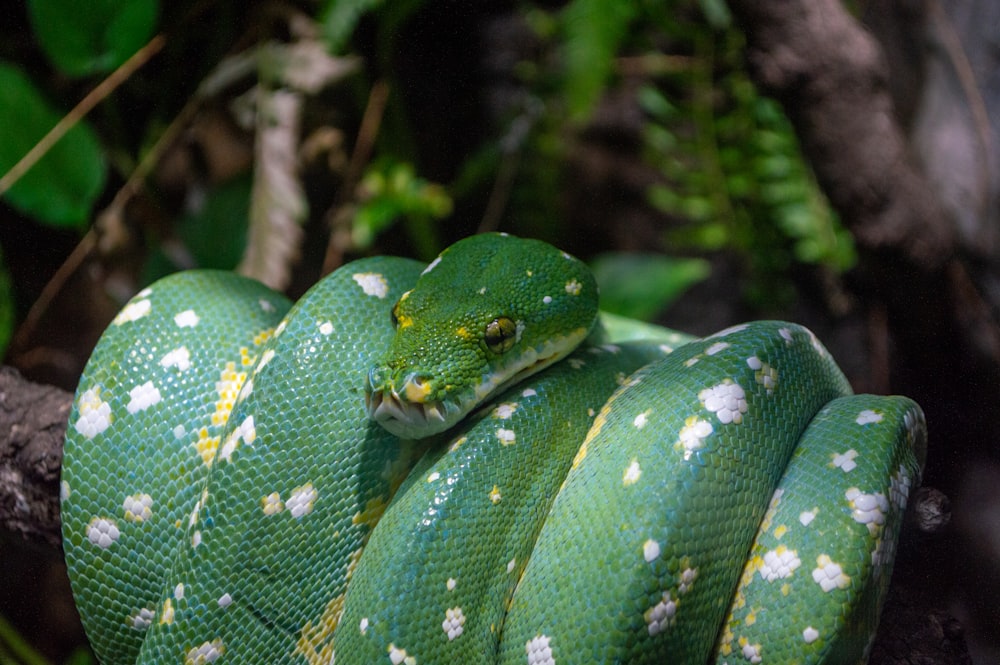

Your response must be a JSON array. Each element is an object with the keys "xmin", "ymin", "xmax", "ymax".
[
  {"xmin": 727, "ymin": 0, "xmax": 955, "ymax": 268},
  {"xmin": 0, "ymin": 366, "xmax": 70, "ymax": 548}
]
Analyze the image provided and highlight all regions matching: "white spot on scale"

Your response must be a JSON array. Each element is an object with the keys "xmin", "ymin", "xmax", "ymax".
[
  {"xmin": 174, "ymin": 309, "xmax": 199, "ymax": 328},
  {"xmin": 60, "ymin": 480, "xmax": 70, "ymax": 501},
  {"xmin": 427, "ymin": 472, "xmax": 441, "ymax": 482},
  {"xmin": 494, "ymin": 402, "xmax": 517, "ymax": 419},
  {"xmin": 677, "ymin": 417, "xmax": 713, "ymax": 458},
  {"xmin": 255, "ymin": 349, "xmax": 276, "ymax": 375},
  {"xmin": 542, "ymin": 295, "xmax": 552, "ymax": 304},
  {"xmin": 856, "ymin": 409, "xmax": 884, "ymax": 425},
  {"xmin": 699, "ymin": 381, "xmax": 748, "ymax": 425},
  {"xmin": 287, "ymin": 483, "xmax": 317, "ymax": 518},
  {"xmin": 352, "ymin": 272, "xmax": 389, "ymax": 298},
  {"xmin": 522, "ymin": 388, "xmax": 537, "ymax": 398},
  {"xmin": 710, "ymin": 323, "xmax": 750, "ymax": 338},
  {"xmin": 799, "ymin": 510, "xmax": 817, "ymax": 527},
  {"xmin": 237, "ymin": 416, "xmax": 256, "ymax": 444},
  {"xmin": 238, "ymin": 377, "xmax": 254, "ymax": 401},
  {"xmin": 832, "ymin": 449, "xmax": 859, "ymax": 472},
  {"xmin": 644, "ymin": 591, "xmax": 677, "ymax": 635},
  {"xmin": 259, "ymin": 299, "xmax": 275, "ymax": 313},
  {"xmin": 160, "ymin": 346, "xmax": 191, "ymax": 371},
  {"xmin": 74, "ymin": 388, "xmax": 112, "ymax": 439},
  {"xmin": 643, "ymin": 539, "xmax": 661, "ymax": 563},
  {"xmin": 161, "ymin": 598, "xmax": 175, "ymax": 624},
  {"xmin": 525, "ymin": 635, "xmax": 555, "ymax": 665},
  {"xmin": 802, "ymin": 626, "xmax": 820, "ymax": 643},
  {"xmin": 184, "ymin": 638, "xmax": 224, "ymax": 664},
  {"xmin": 759, "ymin": 546, "xmax": 801, "ymax": 581},
  {"xmin": 741, "ymin": 642, "xmax": 763, "ymax": 664},
  {"xmin": 359, "ymin": 617, "xmax": 369, "ymax": 634},
  {"xmin": 812, "ymin": 555, "xmax": 850, "ymax": 592},
  {"xmin": 565, "ymin": 279, "xmax": 582, "ymax": 295},
  {"xmin": 446, "ymin": 578, "xmax": 456, "ymax": 591},
  {"xmin": 705, "ymin": 341, "xmax": 730, "ymax": 355},
  {"xmin": 506, "ymin": 558, "xmax": 516, "ymax": 574},
  {"xmin": 678, "ymin": 567, "xmax": 698, "ymax": 594},
  {"xmin": 123, "ymin": 493, "xmax": 153, "ymax": 522},
  {"xmin": 130, "ymin": 607, "xmax": 154, "ymax": 631},
  {"xmin": 113, "ymin": 299, "xmax": 151, "ymax": 325},
  {"xmin": 174, "ymin": 583, "xmax": 185, "ymax": 600},
  {"xmin": 623, "ymin": 460, "xmax": 641, "ymax": 486},
  {"xmin": 387, "ymin": 644, "xmax": 415, "ymax": 665},
  {"xmin": 496, "ymin": 428, "xmax": 516, "ymax": 445},
  {"xmin": 261, "ymin": 492, "xmax": 283, "ymax": 515},
  {"xmin": 86, "ymin": 517, "xmax": 119, "ymax": 548},
  {"xmin": 136, "ymin": 287, "xmax": 153, "ymax": 298},
  {"xmin": 442, "ymin": 607, "xmax": 466, "ymax": 640},
  {"xmin": 218, "ymin": 593, "xmax": 232, "ymax": 608},
  {"xmin": 633, "ymin": 411, "xmax": 650, "ymax": 429},
  {"xmin": 422, "ymin": 256, "xmax": 442, "ymax": 275},
  {"xmin": 319, "ymin": 321, "xmax": 334, "ymax": 336},
  {"xmin": 845, "ymin": 487, "xmax": 888, "ymax": 532},
  {"xmin": 127, "ymin": 381, "xmax": 162, "ymax": 414},
  {"xmin": 779, "ymin": 327, "xmax": 794, "ymax": 343},
  {"xmin": 191, "ymin": 530, "xmax": 201, "ymax": 548}
]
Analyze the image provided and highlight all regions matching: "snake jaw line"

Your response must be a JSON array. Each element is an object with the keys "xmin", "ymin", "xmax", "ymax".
[{"xmin": 366, "ymin": 385, "xmax": 453, "ymax": 438}]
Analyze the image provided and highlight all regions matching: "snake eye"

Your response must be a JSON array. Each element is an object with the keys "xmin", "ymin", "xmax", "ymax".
[{"xmin": 485, "ymin": 317, "xmax": 517, "ymax": 354}]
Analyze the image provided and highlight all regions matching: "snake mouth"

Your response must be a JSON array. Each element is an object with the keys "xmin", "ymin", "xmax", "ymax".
[
  {"xmin": 366, "ymin": 328, "xmax": 590, "ymax": 439},
  {"xmin": 366, "ymin": 388, "xmax": 451, "ymax": 432}
]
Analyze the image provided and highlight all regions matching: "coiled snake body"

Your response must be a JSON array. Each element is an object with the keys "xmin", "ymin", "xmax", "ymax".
[{"xmin": 62, "ymin": 234, "xmax": 925, "ymax": 664}]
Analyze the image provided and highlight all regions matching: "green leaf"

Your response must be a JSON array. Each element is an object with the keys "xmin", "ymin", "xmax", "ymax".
[
  {"xmin": 0, "ymin": 62, "xmax": 105, "ymax": 228},
  {"xmin": 178, "ymin": 175, "xmax": 252, "ymax": 270},
  {"xmin": 561, "ymin": 0, "xmax": 636, "ymax": 121},
  {"xmin": 320, "ymin": 0, "xmax": 384, "ymax": 53},
  {"xmin": 697, "ymin": 0, "xmax": 732, "ymax": 29},
  {"xmin": 591, "ymin": 253, "xmax": 710, "ymax": 321},
  {"xmin": 26, "ymin": 0, "xmax": 158, "ymax": 76}
]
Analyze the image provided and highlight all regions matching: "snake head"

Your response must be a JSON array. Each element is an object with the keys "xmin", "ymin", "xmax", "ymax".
[{"xmin": 365, "ymin": 233, "xmax": 598, "ymax": 439}]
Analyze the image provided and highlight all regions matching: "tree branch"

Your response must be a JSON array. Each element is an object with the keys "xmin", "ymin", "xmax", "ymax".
[
  {"xmin": 727, "ymin": 0, "xmax": 955, "ymax": 269},
  {"xmin": 0, "ymin": 367, "xmax": 70, "ymax": 548}
]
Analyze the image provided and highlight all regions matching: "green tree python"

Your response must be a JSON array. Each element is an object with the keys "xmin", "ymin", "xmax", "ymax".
[{"xmin": 61, "ymin": 233, "xmax": 926, "ymax": 664}]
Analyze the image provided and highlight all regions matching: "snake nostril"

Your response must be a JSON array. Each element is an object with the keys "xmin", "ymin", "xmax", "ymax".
[{"xmin": 366, "ymin": 367, "xmax": 386, "ymax": 395}]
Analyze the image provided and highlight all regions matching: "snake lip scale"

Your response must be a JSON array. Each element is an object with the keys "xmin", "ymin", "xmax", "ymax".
[
  {"xmin": 367, "ymin": 331, "xmax": 585, "ymax": 438},
  {"xmin": 366, "ymin": 382, "xmax": 450, "ymax": 430}
]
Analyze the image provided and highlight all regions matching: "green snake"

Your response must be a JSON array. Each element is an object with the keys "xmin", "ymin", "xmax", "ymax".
[{"xmin": 61, "ymin": 233, "xmax": 926, "ymax": 664}]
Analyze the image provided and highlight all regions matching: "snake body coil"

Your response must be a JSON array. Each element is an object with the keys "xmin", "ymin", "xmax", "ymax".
[{"xmin": 62, "ymin": 234, "xmax": 925, "ymax": 664}]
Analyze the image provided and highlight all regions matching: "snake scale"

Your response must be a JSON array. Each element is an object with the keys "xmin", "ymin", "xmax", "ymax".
[{"xmin": 62, "ymin": 233, "xmax": 926, "ymax": 664}]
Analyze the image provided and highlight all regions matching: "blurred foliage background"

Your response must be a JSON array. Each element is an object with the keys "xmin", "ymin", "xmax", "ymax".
[
  {"xmin": 1, "ymin": 0, "xmax": 995, "ymax": 662},
  {"xmin": 0, "ymin": 0, "xmax": 855, "ymax": 376}
]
